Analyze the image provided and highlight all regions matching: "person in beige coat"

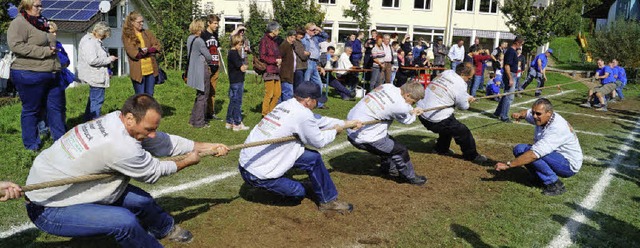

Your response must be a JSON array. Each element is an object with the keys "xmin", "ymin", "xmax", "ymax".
[{"xmin": 122, "ymin": 11, "xmax": 162, "ymax": 96}]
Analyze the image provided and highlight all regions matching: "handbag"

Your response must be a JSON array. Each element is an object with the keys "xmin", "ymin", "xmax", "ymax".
[
  {"xmin": 252, "ymin": 40, "xmax": 266, "ymax": 75},
  {"xmin": 156, "ymin": 68, "xmax": 167, "ymax": 84},
  {"xmin": 183, "ymin": 37, "xmax": 197, "ymax": 83},
  {"xmin": 0, "ymin": 51, "xmax": 15, "ymax": 80}
]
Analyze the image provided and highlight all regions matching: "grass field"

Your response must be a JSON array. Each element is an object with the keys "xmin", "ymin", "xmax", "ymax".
[{"xmin": 0, "ymin": 70, "xmax": 639, "ymax": 247}]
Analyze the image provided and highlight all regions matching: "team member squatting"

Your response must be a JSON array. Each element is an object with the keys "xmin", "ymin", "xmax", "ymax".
[
  {"xmin": 239, "ymin": 81, "xmax": 362, "ymax": 213},
  {"xmin": 495, "ymin": 98, "xmax": 583, "ymax": 196},
  {"xmin": 24, "ymin": 94, "xmax": 230, "ymax": 247},
  {"xmin": 417, "ymin": 63, "xmax": 488, "ymax": 163},
  {"xmin": 346, "ymin": 82, "xmax": 428, "ymax": 185}
]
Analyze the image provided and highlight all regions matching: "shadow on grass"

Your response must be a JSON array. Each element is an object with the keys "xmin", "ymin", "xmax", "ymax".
[
  {"xmin": 481, "ymin": 166, "xmax": 540, "ymax": 188},
  {"xmin": 551, "ymin": 202, "xmax": 640, "ymax": 247},
  {"xmin": 0, "ymin": 226, "xmax": 118, "ymax": 248},
  {"xmin": 213, "ymin": 99, "xmax": 225, "ymax": 115},
  {"xmin": 238, "ymin": 182, "xmax": 305, "ymax": 207},
  {"xmin": 450, "ymin": 224, "xmax": 493, "ymax": 248},
  {"xmin": 156, "ymin": 196, "xmax": 238, "ymax": 224}
]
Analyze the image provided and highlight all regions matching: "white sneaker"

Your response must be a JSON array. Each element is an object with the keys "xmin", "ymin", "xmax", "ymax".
[
  {"xmin": 233, "ymin": 123, "xmax": 250, "ymax": 131},
  {"xmin": 225, "ymin": 123, "xmax": 233, "ymax": 129}
]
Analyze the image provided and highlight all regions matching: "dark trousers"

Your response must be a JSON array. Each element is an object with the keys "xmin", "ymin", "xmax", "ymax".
[
  {"xmin": 293, "ymin": 69, "xmax": 305, "ymax": 90},
  {"xmin": 348, "ymin": 135, "xmax": 416, "ymax": 179},
  {"xmin": 189, "ymin": 75, "xmax": 211, "ymax": 127},
  {"xmin": 419, "ymin": 114, "xmax": 479, "ymax": 161}
]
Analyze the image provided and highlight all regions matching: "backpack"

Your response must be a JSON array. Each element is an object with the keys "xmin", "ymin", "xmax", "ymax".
[{"xmin": 253, "ymin": 56, "xmax": 266, "ymax": 75}]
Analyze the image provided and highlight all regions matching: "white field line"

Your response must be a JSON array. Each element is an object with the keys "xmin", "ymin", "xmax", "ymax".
[
  {"xmin": 584, "ymin": 156, "xmax": 639, "ymax": 169},
  {"xmin": 0, "ymin": 90, "xmax": 576, "ymax": 240},
  {"xmin": 472, "ymin": 115, "xmax": 606, "ymax": 137},
  {"xmin": 515, "ymin": 106, "xmax": 638, "ymax": 125},
  {"xmin": 547, "ymin": 118, "xmax": 640, "ymax": 248}
]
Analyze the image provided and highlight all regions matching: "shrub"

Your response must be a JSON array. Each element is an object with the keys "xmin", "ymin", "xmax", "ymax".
[{"xmin": 589, "ymin": 20, "xmax": 640, "ymax": 68}]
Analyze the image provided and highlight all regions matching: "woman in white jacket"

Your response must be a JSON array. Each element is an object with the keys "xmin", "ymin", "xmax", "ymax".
[{"xmin": 77, "ymin": 22, "xmax": 118, "ymax": 121}]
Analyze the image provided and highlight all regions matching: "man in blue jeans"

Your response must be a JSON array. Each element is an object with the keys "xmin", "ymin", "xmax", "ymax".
[
  {"xmin": 495, "ymin": 98, "xmax": 583, "ymax": 196},
  {"xmin": 493, "ymin": 37, "xmax": 524, "ymax": 122},
  {"xmin": 301, "ymin": 23, "xmax": 329, "ymax": 108},
  {"xmin": 239, "ymin": 81, "xmax": 362, "ymax": 213},
  {"xmin": 24, "ymin": 94, "xmax": 230, "ymax": 247}
]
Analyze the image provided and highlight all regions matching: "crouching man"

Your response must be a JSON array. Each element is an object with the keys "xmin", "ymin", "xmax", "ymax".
[
  {"xmin": 495, "ymin": 98, "xmax": 583, "ymax": 196},
  {"xmin": 346, "ymin": 82, "xmax": 428, "ymax": 185},
  {"xmin": 25, "ymin": 94, "xmax": 230, "ymax": 247},
  {"xmin": 239, "ymin": 81, "xmax": 362, "ymax": 214}
]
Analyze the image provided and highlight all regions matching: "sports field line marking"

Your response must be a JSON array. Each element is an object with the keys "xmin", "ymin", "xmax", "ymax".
[
  {"xmin": 583, "ymin": 156, "xmax": 639, "ymax": 169},
  {"xmin": 0, "ymin": 90, "xmax": 576, "ymax": 240},
  {"xmin": 547, "ymin": 117, "xmax": 640, "ymax": 248}
]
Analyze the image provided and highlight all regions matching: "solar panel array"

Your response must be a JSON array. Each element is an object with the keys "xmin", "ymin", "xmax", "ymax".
[{"xmin": 41, "ymin": 0, "xmax": 101, "ymax": 21}]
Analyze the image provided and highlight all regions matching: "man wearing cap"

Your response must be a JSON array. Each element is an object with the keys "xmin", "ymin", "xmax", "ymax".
[
  {"xmin": 346, "ymin": 82, "xmax": 428, "ymax": 185},
  {"xmin": 521, "ymin": 48, "xmax": 553, "ymax": 97},
  {"xmin": 239, "ymin": 81, "xmax": 362, "ymax": 214}
]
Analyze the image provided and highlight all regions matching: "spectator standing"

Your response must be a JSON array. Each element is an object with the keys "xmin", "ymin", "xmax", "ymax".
[
  {"xmin": 226, "ymin": 35, "xmax": 250, "ymax": 131},
  {"xmin": 350, "ymin": 32, "xmax": 364, "ymax": 66},
  {"xmin": 293, "ymin": 29, "xmax": 309, "ymax": 89},
  {"xmin": 469, "ymin": 37, "xmax": 481, "ymax": 53},
  {"xmin": 382, "ymin": 34, "xmax": 393, "ymax": 84},
  {"xmin": 201, "ymin": 15, "xmax": 222, "ymax": 121},
  {"xmin": 493, "ymin": 37, "xmax": 525, "ymax": 122},
  {"xmin": 369, "ymin": 36, "xmax": 385, "ymax": 91},
  {"xmin": 230, "ymin": 25, "xmax": 252, "ymax": 65},
  {"xmin": 470, "ymin": 49, "xmax": 495, "ymax": 97},
  {"xmin": 7, "ymin": 0, "xmax": 63, "ymax": 151},
  {"xmin": 448, "ymin": 39, "xmax": 465, "ymax": 71},
  {"xmin": 301, "ymin": 22, "xmax": 329, "ymax": 108},
  {"xmin": 185, "ymin": 20, "xmax": 213, "ymax": 128},
  {"xmin": 363, "ymin": 30, "xmax": 378, "ymax": 81},
  {"xmin": 521, "ymin": 49, "xmax": 553, "ymax": 97},
  {"xmin": 122, "ymin": 11, "xmax": 161, "ymax": 96},
  {"xmin": 78, "ymin": 22, "xmax": 118, "ymax": 121},
  {"xmin": 259, "ymin": 22, "xmax": 282, "ymax": 116},
  {"xmin": 279, "ymin": 30, "xmax": 297, "ymax": 102},
  {"xmin": 496, "ymin": 98, "xmax": 582, "ymax": 196},
  {"xmin": 432, "ymin": 37, "xmax": 447, "ymax": 78}
]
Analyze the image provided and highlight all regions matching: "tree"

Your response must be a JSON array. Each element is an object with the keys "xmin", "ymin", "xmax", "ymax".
[
  {"xmin": 501, "ymin": 0, "xmax": 574, "ymax": 54},
  {"xmin": 589, "ymin": 20, "xmax": 640, "ymax": 68},
  {"xmin": 147, "ymin": 0, "xmax": 202, "ymax": 69},
  {"xmin": 552, "ymin": 0, "xmax": 601, "ymax": 36},
  {"xmin": 272, "ymin": 0, "xmax": 325, "ymax": 34},
  {"xmin": 342, "ymin": 0, "xmax": 370, "ymax": 33},
  {"xmin": 241, "ymin": 1, "xmax": 270, "ymax": 55}
]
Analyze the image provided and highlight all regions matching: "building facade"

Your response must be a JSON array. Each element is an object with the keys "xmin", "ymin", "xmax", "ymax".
[{"xmin": 208, "ymin": 0, "xmax": 522, "ymax": 50}]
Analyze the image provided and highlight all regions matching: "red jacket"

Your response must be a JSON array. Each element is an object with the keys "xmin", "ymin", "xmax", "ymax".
[{"xmin": 259, "ymin": 33, "xmax": 281, "ymax": 74}]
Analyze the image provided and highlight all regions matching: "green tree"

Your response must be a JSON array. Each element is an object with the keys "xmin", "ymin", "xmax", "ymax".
[
  {"xmin": 589, "ymin": 20, "xmax": 640, "ymax": 68},
  {"xmin": 552, "ymin": 0, "xmax": 601, "ymax": 36},
  {"xmin": 241, "ymin": 0, "xmax": 270, "ymax": 55},
  {"xmin": 342, "ymin": 0, "xmax": 370, "ymax": 33},
  {"xmin": 272, "ymin": 0, "xmax": 325, "ymax": 34},
  {"xmin": 501, "ymin": 0, "xmax": 574, "ymax": 54},
  {"xmin": 147, "ymin": 0, "xmax": 201, "ymax": 69}
]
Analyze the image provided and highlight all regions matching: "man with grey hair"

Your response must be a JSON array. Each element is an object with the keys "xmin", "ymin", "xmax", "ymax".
[
  {"xmin": 347, "ymin": 82, "xmax": 428, "ymax": 185},
  {"xmin": 417, "ymin": 63, "xmax": 487, "ymax": 163},
  {"xmin": 259, "ymin": 21, "xmax": 283, "ymax": 116},
  {"xmin": 382, "ymin": 34, "xmax": 393, "ymax": 84},
  {"xmin": 301, "ymin": 22, "xmax": 329, "ymax": 108},
  {"xmin": 495, "ymin": 98, "xmax": 583, "ymax": 196}
]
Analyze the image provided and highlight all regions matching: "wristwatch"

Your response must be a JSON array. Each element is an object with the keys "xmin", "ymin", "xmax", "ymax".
[{"xmin": 506, "ymin": 161, "xmax": 512, "ymax": 167}]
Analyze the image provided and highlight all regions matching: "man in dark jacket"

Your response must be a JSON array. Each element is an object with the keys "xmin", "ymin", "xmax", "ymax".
[{"xmin": 279, "ymin": 30, "xmax": 297, "ymax": 102}]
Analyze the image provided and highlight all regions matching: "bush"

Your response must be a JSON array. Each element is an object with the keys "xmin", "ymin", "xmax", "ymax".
[{"xmin": 589, "ymin": 20, "xmax": 640, "ymax": 68}]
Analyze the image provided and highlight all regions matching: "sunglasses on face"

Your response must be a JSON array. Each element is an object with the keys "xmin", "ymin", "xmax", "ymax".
[{"xmin": 532, "ymin": 111, "xmax": 546, "ymax": 116}]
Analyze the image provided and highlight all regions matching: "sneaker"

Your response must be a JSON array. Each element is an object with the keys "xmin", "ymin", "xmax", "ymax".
[
  {"xmin": 318, "ymin": 200, "xmax": 353, "ymax": 214},
  {"xmin": 501, "ymin": 118, "xmax": 512, "ymax": 123},
  {"xmin": 232, "ymin": 123, "xmax": 250, "ymax": 131},
  {"xmin": 579, "ymin": 102, "xmax": 592, "ymax": 108},
  {"xmin": 165, "ymin": 225, "xmax": 193, "ymax": 243},
  {"xmin": 594, "ymin": 106, "xmax": 608, "ymax": 112},
  {"xmin": 608, "ymin": 99, "xmax": 617, "ymax": 103},
  {"xmin": 542, "ymin": 180, "xmax": 566, "ymax": 196},
  {"xmin": 405, "ymin": 175, "xmax": 428, "ymax": 186},
  {"xmin": 473, "ymin": 154, "xmax": 488, "ymax": 163},
  {"xmin": 225, "ymin": 123, "xmax": 233, "ymax": 129}
]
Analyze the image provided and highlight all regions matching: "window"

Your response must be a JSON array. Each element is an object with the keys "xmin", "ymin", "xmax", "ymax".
[
  {"xmin": 224, "ymin": 17, "xmax": 243, "ymax": 34},
  {"xmin": 414, "ymin": 0, "xmax": 431, "ymax": 10},
  {"xmin": 338, "ymin": 23, "xmax": 358, "ymax": 43},
  {"xmin": 107, "ymin": 7, "xmax": 118, "ymax": 28},
  {"xmin": 382, "ymin": 0, "xmax": 400, "ymax": 8},
  {"xmin": 413, "ymin": 26, "xmax": 444, "ymax": 43},
  {"xmin": 479, "ymin": 0, "xmax": 497, "ymax": 13},
  {"xmin": 318, "ymin": 0, "xmax": 336, "ymax": 4},
  {"xmin": 455, "ymin": 0, "xmax": 474, "ymax": 12}
]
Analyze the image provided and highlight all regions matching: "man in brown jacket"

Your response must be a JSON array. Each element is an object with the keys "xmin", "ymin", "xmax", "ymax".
[
  {"xmin": 293, "ymin": 29, "xmax": 310, "ymax": 90},
  {"xmin": 279, "ymin": 30, "xmax": 297, "ymax": 102}
]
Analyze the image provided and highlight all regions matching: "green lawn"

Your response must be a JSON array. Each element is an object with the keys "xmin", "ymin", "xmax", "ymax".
[{"xmin": 0, "ymin": 70, "xmax": 639, "ymax": 247}]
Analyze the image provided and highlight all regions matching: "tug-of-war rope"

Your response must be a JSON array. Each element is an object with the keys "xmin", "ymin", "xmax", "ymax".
[{"xmin": 0, "ymin": 77, "xmax": 591, "ymax": 198}]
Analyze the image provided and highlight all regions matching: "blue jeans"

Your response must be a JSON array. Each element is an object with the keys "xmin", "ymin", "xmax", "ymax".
[
  {"xmin": 513, "ymin": 144, "xmax": 576, "ymax": 185},
  {"xmin": 85, "ymin": 86, "xmax": 106, "ymax": 121},
  {"xmin": 293, "ymin": 69, "xmax": 305, "ymax": 90},
  {"xmin": 226, "ymin": 82, "xmax": 244, "ymax": 125},
  {"xmin": 132, "ymin": 74, "xmax": 155, "ymax": 96},
  {"xmin": 494, "ymin": 72, "xmax": 517, "ymax": 121},
  {"xmin": 239, "ymin": 149, "xmax": 338, "ymax": 204},
  {"xmin": 304, "ymin": 60, "xmax": 323, "ymax": 107},
  {"xmin": 11, "ymin": 69, "xmax": 66, "ymax": 150},
  {"xmin": 280, "ymin": 82, "xmax": 294, "ymax": 103},
  {"xmin": 390, "ymin": 70, "xmax": 397, "ymax": 84},
  {"xmin": 615, "ymin": 81, "xmax": 625, "ymax": 100},
  {"xmin": 451, "ymin": 61, "xmax": 461, "ymax": 71},
  {"xmin": 470, "ymin": 75, "xmax": 484, "ymax": 97},
  {"xmin": 369, "ymin": 66, "xmax": 383, "ymax": 91},
  {"xmin": 26, "ymin": 185, "xmax": 173, "ymax": 248}
]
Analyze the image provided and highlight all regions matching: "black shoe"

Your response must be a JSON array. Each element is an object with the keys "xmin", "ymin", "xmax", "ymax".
[
  {"xmin": 350, "ymin": 91, "xmax": 356, "ymax": 98},
  {"xmin": 318, "ymin": 105, "xmax": 329, "ymax": 109},
  {"xmin": 205, "ymin": 114, "xmax": 221, "ymax": 121},
  {"xmin": 542, "ymin": 180, "xmax": 566, "ymax": 196},
  {"xmin": 405, "ymin": 175, "xmax": 427, "ymax": 186},
  {"xmin": 501, "ymin": 118, "xmax": 512, "ymax": 123}
]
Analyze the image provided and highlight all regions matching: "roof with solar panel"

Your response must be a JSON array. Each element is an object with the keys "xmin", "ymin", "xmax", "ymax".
[{"xmin": 42, "ymin": 0, "xmax": 103, "ymax": 22}]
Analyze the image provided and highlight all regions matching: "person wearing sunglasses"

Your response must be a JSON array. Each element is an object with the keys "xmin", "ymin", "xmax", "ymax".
[{"xmin": 495, "ymin": 98, "xmax": 583, "ymax": 196}]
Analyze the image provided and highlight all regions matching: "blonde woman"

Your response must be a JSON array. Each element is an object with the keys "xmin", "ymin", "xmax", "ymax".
[
  {"xmin": 78, "ymin": 21, "xmax": 118, "ymax": 121},
  {"xmin": 122, "ymin": 11, "xmax": 161, "ymax": 96},
  {"xmin": 186, "ymin": 19, "xmax": 213, "ymax": 128}
]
